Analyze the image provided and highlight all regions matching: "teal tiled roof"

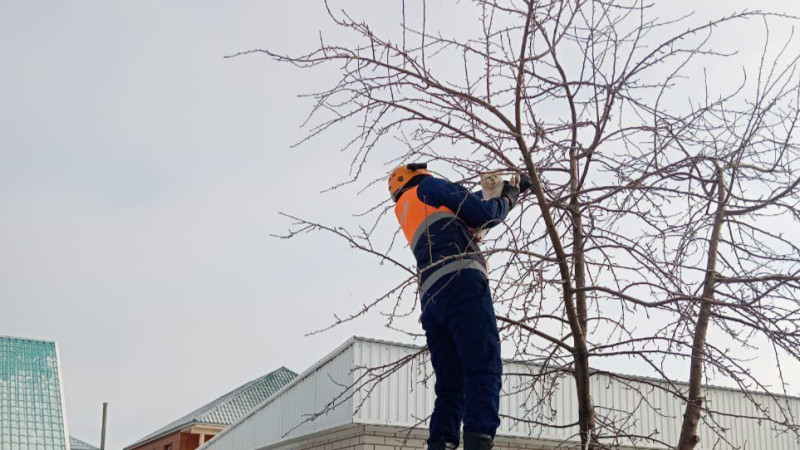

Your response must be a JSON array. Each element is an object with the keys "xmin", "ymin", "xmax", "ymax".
[
  {"xmin": 124, "ymin": 367, "xmax": 296, "ymax": 449},
  {"xmin": 70, "ymin": 436, "xmax": 99, "ymax": 450},
  {"xmin": 0, "ymin": 336, "xmax": 69, "ymax": 449}
]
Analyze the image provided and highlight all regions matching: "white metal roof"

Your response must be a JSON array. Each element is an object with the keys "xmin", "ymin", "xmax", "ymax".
[{"xmin": 201, "ymin": 337, "xmax": 800, "ymax": 450}]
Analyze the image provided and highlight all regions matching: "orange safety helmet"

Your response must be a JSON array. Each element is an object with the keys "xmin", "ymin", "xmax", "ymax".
[{"xmin": 389, "ymin": 163, "xmax": 431, "ymax": 201}]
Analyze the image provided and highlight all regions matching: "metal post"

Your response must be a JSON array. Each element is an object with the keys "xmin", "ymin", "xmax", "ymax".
[{"xmin": 100, "ymin": 402, "xmax": 108, "ymax": 450}]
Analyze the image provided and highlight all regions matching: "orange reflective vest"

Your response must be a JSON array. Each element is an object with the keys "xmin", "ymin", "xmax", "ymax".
[
  {"xmin": 394, "ymin": 186, "xmax": 487, "ymax": 294},
  {"xmin": 395, "ymin": 186, "xmax": 458, "ymax": 248}
]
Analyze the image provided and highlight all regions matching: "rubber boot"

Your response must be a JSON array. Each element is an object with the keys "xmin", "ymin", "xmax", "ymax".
[{"xmin": 463, "ymin": 433, "xmax": 493, "ymax": 450}]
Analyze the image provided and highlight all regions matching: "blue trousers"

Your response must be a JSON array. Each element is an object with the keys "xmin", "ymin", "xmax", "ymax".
[{"xmin": 420, "ymin": 269, "xmax": 502, "ymax": 446}]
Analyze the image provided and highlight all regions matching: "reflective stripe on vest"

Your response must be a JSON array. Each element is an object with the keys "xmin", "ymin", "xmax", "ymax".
[
  {"xmin": 418, "ymin": 258, "xmax": 487, "ymax": 295},
  {"xmin": 395, "ymin": 186, "xmax": 486, "ymax": 296}
]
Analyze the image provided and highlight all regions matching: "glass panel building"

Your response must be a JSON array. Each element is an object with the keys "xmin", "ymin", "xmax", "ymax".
[{"xmin": 0, "ymin": 336, "xmax": 70, "ymax": 450}]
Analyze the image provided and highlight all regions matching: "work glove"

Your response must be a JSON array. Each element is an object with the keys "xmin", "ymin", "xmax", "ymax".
[
  {"xmin": 501, "ymin": 180, "xmax": 521, "ymax": 207},
  {"xmin": 519, "ymin": 174, "xmax": 532, "ymax": 193},
  {"xmin": 501, "ymin": 173, "xmax": 532, "ymax": 207}
]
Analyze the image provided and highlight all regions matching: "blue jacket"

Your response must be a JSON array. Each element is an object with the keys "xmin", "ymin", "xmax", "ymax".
[{"xmin": 395, "ymin": 176, "xmax": 510, "ymax": 294}]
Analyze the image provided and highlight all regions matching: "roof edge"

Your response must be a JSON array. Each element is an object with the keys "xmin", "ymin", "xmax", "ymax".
[
  {"xmin": 199, "ymin": 366, "xmax": 298, "ymax": 421},
  {"xmin": 126, "ymin": 366, "xmax": 298, "ymax": 449},
  {"xmin": 200, "ymin": 334, "xmax": 800, "ymax": 450},
  {"xmin": 197, "ymin": 337, "xmax": 359, "ymax": 449},
  {"xmin": 0, "ymin": 334, "xmax": 57, "ymax": 344},
  {"xmin": 123, "ymin": 420, "xmax": 201, "ymax": 450}
]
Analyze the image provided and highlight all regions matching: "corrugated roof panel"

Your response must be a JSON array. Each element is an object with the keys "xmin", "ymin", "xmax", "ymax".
[
  {"xmin": 350, "ymin": 338, "xmax": 800, "ymax": 449},
  {"xmin": 200, "ymin": 339, "xmax": 357, "ymax": 450},
  {"xmin": 202, "ymin": 337, "xmax": 800, "ymax": 450}
]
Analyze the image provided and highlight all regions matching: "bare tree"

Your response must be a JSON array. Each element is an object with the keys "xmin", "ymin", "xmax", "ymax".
[
  {"xmin": 631, "ymin": 44, "xmax": 800, "ymax": 449},
  {"xmin": 233, "ymin": 1, "xmax": 800, "ymax": 448}
]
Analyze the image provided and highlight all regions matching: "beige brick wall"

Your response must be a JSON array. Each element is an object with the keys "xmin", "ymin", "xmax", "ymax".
[{"xmin": 266, "ymin": 424, "xmax": 576, "ymax": 450}]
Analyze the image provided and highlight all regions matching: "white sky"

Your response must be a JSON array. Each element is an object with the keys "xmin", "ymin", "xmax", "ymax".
[{"xmin": 1, "ymin": 1, "xmax": 799, "ymax": 449}]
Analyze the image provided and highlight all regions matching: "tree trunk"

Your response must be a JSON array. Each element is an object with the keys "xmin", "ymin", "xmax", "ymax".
[
  {"xmin": 574, "ymin": 343, "xmax": 599, "ymax": 449},
  {"xmin": 512, "ymin": 5, "xmax": 597, "ymax": 444},
  {"xmin": 677, "ymin": 166, "xmax": 726, "ymax": 450}
]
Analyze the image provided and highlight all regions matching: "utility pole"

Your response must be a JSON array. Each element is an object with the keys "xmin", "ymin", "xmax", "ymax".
[{"xmin": 100, "ymin": 402, "xmax": 108, "ymax": 450}]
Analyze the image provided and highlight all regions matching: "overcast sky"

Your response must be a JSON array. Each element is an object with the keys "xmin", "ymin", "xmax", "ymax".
[{"xmin": 2, "ymin": 1, "xmax": 799, "ymax": 449}]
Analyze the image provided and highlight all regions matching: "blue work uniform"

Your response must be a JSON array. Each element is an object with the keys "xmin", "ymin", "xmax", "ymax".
[{"xmin": 394, "ymin": 176, "xmax": 510, "ymax": 446}]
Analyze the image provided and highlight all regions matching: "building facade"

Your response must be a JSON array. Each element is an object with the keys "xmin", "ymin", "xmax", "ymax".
[
  {"xmin": 0, "ymin": 335, "xmax": 71, "ymax": 450},
  {"xmin": 200, "ymin": 337, "xmax": 800, "ymax": 450}
]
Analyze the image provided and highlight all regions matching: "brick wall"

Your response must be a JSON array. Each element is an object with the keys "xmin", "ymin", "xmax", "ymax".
[{"xmin": 127, "ymin": 431, "xmax": 202, "ymax": 450}]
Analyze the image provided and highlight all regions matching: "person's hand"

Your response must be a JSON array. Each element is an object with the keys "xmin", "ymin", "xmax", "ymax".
[
  {"xmin": 519, "ymin": 174, "xmax": 532, "ymax": 193},
  {"xmin": 501, "ymin": 179, "xmax": 521, "ymax": 207}
]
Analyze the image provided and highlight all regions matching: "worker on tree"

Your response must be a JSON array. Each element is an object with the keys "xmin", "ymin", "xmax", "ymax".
[{"xmin": 388, "ymin": 163, "xmax": 531, "ymax": 450}]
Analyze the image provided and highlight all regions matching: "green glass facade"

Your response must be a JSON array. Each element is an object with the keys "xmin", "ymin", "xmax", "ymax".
[{"xmin": 0, "ymin": 336, "xmax": 69, "ymax": 450}]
